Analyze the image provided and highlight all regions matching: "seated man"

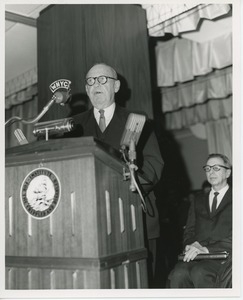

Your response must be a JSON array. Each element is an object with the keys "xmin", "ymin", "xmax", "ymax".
[{"xmin": 168, "ymin": 153, "xmax": 232, "ymax": 288}]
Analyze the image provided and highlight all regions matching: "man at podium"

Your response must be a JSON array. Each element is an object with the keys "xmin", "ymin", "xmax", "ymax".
[{"xmin": 67, "ymin": 63, "xmax": 164, "ymax": 287}]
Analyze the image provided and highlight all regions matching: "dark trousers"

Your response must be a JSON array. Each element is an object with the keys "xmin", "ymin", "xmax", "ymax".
[
  {"xmin": 168, "ymin": 259, "xmax": 224, "ymax": 288},
  {"xmin": 146, "ymin": 238, "xmax": 157, "ymax": 287}
]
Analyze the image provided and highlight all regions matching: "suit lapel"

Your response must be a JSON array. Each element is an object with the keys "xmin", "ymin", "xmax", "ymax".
[
  {"xmin": 81, "ymin": 109, "xmax": 100, "ymax": 137},
  {"xmin": 215, "ymin": 188, "xmax": 232, "ymax": 215},
  {"xmin": 210, "ymin": 187, "xmax": 232, "ymax": 217},
  {"xmin": 99, "ymin": 106, "xmax": 128, "ymax": 149},
  {"xmin": 205, "ymin": 192, "xmax": 211, "ymax": 216},
  {"xmin": 97, "ymin": 105, "xmax": 127, "ymax": 133}
]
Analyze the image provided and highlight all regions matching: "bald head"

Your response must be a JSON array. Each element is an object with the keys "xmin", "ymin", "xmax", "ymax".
[
  {"xmin": 85, "ymin": 63, "xmax": 120, "ymax": 110},
  {"xmin": 86, "ymin": 63, "xmax": 118, "ymax": 79}
]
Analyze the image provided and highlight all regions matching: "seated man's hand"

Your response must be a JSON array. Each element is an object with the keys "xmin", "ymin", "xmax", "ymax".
[{"xmin": 183, "ymin": 241, "xmax": 209, "ymax": 262}]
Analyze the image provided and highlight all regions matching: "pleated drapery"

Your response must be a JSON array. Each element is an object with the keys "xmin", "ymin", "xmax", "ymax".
[
  {"xmin": 142, "ymin": 4, "xmax": 231, "ymax": 37},
  {"xmin": 5, "ymin": 84, "xmax": 38, "ymax": 148},
  {"xmin": 5, "ymin": 83, "xmax": 38, "ymax": 109},
  {"xmin": 162, "ymin": 66, "xmax": 232, "ymax": 114},
  {"xmin": 5, "ymin": 66, "xmax": 38, "ymax": 104},
  {"xmin": 156, "ymin": 33, "xmax": 232, "ymax": 87},
  {"xmin": 150, "ymin": 4, "xmax": 232, "ymax": 160},
  {"xmin": 205, "ymin": 118, "xmax": 232, "ymax": 161},
  {"xmin": 165, "ymin": 96, "xmax": 232, "ymax": 130}
]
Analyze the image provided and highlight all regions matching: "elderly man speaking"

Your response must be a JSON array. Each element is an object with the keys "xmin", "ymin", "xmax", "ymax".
[{"xmin": 67, "ymin": 63, "xmax": 164, "ymax": 287}]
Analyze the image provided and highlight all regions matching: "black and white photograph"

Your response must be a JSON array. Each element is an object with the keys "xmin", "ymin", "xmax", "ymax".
[{"xmin": 1, "ymin": 1, "xmax": 241, "ymax": 299}]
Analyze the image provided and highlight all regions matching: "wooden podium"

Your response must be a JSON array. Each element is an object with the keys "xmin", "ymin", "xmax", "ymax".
[{"xmin": 5, "ymin": 137, "xmax": 148, "ymax": 289}]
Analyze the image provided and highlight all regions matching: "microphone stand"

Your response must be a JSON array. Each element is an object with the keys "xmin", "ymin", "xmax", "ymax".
[
  {"xmin": 121, "ymin": 139, "xmax": 147, "ymax": 212},
  {"xmin": 128, "ymin": 138, "xmax": 138, "ymax": 192},
  {"xmin": 121, "ymin": 137, "xmax": 138, "ymax": 192},
  {"xmin": 5, "ymin": 80, "xmax": 72, "ymax": 146},
  {"xmin": 5, "ymin": 94, "xmax": 58, "ymax": 127}
]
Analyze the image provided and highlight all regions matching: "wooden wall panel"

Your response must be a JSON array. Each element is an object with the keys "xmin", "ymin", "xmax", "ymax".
[{"xmin": 37, "ymin": 4, "xmax": 153, "ymax": 121}]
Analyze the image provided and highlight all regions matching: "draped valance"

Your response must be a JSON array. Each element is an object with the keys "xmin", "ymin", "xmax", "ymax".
[
  {"xmin": 142, "ymin": 4, "xmax": 231, "ymax": 37},
  {"xmin": 156, "ymin": 32, "xmax": 232, "ymax": 87},
  {"xmin": 161, "ymin": 66, "xmax": 232, "ymax": 113},
  {"xmin": 164, "ymin": 96, "xmax": 232, "ymax": 130},
  {"xmin": 5, "ymin": 83, "xmax": 38, "ymax": 109},
  {"xmin": 161, "ymin": 66, "xmax": 232, "ymax": 130},
  {"xmin": 5, "ymin": 66, "xmax": 38, "ymax": 108}
]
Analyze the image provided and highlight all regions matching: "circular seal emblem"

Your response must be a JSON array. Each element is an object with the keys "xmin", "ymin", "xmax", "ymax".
[{"xmin": 20, "ymin": 167, "xmax": 61, "ymax": 219}]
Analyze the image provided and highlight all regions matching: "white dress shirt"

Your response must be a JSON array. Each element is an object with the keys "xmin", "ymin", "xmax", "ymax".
[
  {"xmin": 209, "ymin": 184, "xmax": 229, "ymax": 211},
  {"xmin": 93, "ymin": 103, "xmax": 116, "ymax": 128}
]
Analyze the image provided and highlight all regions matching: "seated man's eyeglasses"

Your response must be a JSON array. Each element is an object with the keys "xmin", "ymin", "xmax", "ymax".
[
  {"xmin": 86, "ymin": 75, "xmax": 117, "ymax": 86},
  {"xmin": 203, "ymin": 164, "xmax": 230, "ymax": 172}
]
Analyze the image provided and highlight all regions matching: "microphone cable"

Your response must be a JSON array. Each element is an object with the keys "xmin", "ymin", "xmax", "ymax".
[
  {"xmin": 129, "ymin": 163, "xmax": 147, "ymax": 213},
  {"xmin": 121, "ymin": 147, "xmax": 147, "ymax": 213}
]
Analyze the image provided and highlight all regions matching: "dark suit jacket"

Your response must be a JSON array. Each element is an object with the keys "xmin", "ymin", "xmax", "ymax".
[
  {"xmin": 183, "ymin": 187, "xmax": 232, "ymax": 253},
  {"xmin": 69, "ymin": 104, "xmax": 164, "ymax": 239}
]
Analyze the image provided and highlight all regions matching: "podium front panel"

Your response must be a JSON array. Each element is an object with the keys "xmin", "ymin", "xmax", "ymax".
[{"xmin": 5, "ymin": 138, "xmax": 148, "ymax": 289}]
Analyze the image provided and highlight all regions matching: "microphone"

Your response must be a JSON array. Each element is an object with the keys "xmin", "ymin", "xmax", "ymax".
[
  {"xmin": 14, "ymin": 128, "xmax": 29, "ymax": 145},
  {"xmin": 53, "ymin": 90, "xmax": 71, "ymax": 105},
  {"xmin": 39, "ymin": 79, "xmax": 72, "ymax": 117},
  {"xmin": 33, "ymin": 117, "xmax": 75, "ymax": 139},
  {"xmin": 120, "ymin": 113, "xmax": 146, "ymax": 148},
  {"xmin": 50, "ymin": 79, "xmax": 72, "ymax": 105},
  {"xmin": 5, "ymin": 79, "xmax": 72, "ymax": 127},
  {"xmin": 120, "ymin": 113, "xmax": 146, "ymax": 192}
]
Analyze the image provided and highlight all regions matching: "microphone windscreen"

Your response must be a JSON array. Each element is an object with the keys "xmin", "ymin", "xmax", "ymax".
[
  {"xmin": 54, "ymin": 90, "xmax": 71, "ymax": 104},
  {"xmin": 120, "ymin": 113, "xmax": 146, "ymax": 147}
]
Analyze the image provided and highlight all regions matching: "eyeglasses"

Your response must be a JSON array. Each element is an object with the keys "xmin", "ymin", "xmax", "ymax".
[
  {"xmin": 203, "ymin": 164, "xmax": 230, "ymax": 172},
  {"xmin": 85, "ymin": 75, "xmax": 117, "ymax": 86}
]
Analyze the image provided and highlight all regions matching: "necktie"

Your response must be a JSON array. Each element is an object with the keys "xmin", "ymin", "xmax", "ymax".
[
  {"xmin": 211, "ymin": 192, "xmax": 219, "ymax": 214},
  {"xmin": 99, "ymin": 109, "xmax": 106, "ymax": 132}
]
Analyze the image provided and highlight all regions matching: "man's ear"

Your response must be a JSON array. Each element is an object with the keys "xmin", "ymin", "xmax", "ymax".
[
  {"xmin": 226, "ymin": 169, "xmax": 231, "ymax": 179},
  {"xmin": 114, "ymin": 80, "xmax": 121, "ymax": 93}
]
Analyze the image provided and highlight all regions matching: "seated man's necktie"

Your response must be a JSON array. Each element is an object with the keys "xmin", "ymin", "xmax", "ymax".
[
  {"xmin": 211, "ymin": 192, "xmax": 219, "ymax": 214},
  {"xmin": 99, "ymin": 109, "xmax": 106, "ymax": 132}
]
